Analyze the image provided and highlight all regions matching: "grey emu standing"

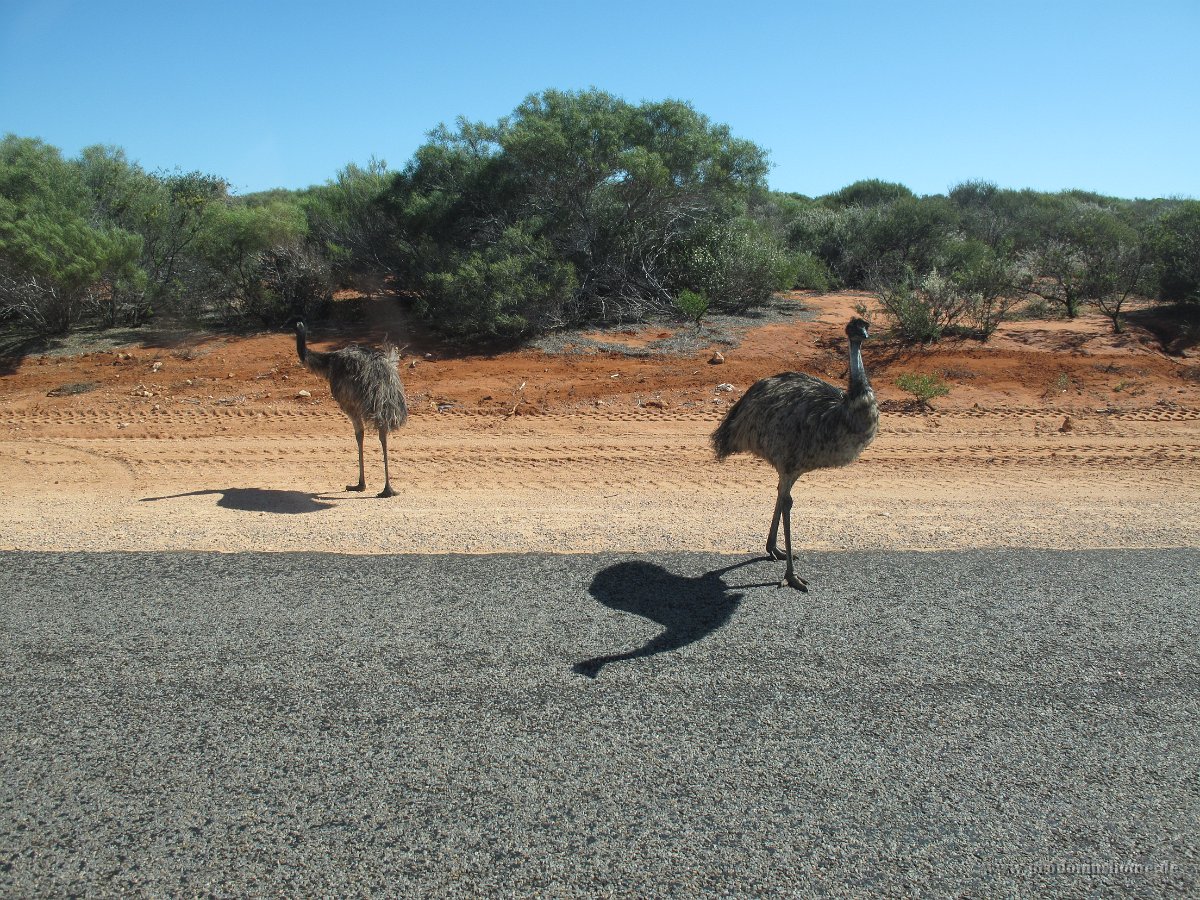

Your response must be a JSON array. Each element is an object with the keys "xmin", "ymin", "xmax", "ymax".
[
  {"xmin": 294, "ymin": 321, "xmax": 408, "ymax": 498},
  {"xmin": 712, "ymin": 318, "xmax": 878, "ymax": 590}
]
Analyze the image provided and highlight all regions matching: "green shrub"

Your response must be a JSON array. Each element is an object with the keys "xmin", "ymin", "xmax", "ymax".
[
  {"xmin": 896, "ymin": 372, "xmax": 951, "ymax": 409},
  {"xmin": 419, "ymin": 226, "xmax": 577, "ymax": 343},
  {"xmin": 673, "ymin": 289, "xmax": 709, "ymax": 328},
  {"xmin": 790, "ymin": 252, "xmax": 832, "ymax": 291},
  {"xmin": 0, "ymin": 137, "xmax": 144, "ymax": 332},
  {"xmin": 301, "ymin": 158, "xmax": 393, "ymax": 284},
  {"xmin": 253, "ymin": 241, "xmax": 332, "ymax": 325},
  {"xmin": 873, "ymin": 268, "xmax": 970, "ymax": 343},
  {"xmin": 788, "ymin": 195, "xmax": 959, "ymax": 289},
  {"xmin": 1153, "ymin": 201, "xmax": 1200, "ymax": 302},
  {"xmin": 824, "ymin": 179, "xmax": 915, "ymax": 209},
  {"xmin": 942, "ymin": 239, "xmax": 1027, "ymax": 339},
  {"xmin": 682, "ymin": 218, "xmax": 795, "ymax": 313}
]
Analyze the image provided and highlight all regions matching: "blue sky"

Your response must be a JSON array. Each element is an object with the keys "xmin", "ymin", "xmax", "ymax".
[{"xmin": 2, "ymin": 0, "xmax": 1197, "ymax": 199}]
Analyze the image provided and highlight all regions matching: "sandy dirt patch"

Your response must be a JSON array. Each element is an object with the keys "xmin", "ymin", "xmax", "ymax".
[{"xmin": 2, "ymin": 292, "xmax": 1197, "ymax": 556}]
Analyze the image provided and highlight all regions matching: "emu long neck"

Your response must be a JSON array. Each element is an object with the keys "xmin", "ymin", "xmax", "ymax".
[
  {"xmin": 847, "ymin": 338, "xmax": 871, "ymax": 397},
  {"xmin": 295, "ymin": 328, "xmax": 308, "ymax": 364}
]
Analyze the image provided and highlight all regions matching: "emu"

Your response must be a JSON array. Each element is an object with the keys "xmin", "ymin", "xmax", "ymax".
[
  {"xmin": 294, "ymin": 321, "xmax": 408, "ymax": 498},
  {"xmin": 711, "ymin": 318, "xmax": 878, "ymax": 590}
]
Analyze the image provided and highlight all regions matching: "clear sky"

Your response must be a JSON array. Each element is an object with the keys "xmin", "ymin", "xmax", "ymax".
[{"xmin": 2, "ymin": 0, "xmax": 1197, "ymax": 199}]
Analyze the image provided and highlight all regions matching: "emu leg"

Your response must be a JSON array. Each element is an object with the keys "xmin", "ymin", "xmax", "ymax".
[
  {"xmin": 766, "ymin": 474, "xmax": 798, "ymax": 561},
  {"xmin": 779, "ymin": 489, "xmax": 808, "ymax": 591},
  {"xmin": 347, "ymin": 422, "xmax": 367, "ymax": 492},
  {"xmin": 377, "ymin": 428, "xmax": 396, "ymax": 498}
]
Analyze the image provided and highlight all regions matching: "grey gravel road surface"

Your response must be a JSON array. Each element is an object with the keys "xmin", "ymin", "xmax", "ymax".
[{"xmin": 2, "ymin": 549, "xmax": 1197, "ymax": 896}]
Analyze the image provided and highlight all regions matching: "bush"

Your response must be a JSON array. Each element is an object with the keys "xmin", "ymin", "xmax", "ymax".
[
  {"xmin": 673, "ymin": 289, "xmax": 709, "ymax": 328},
  {"xmin": 198, "ymin": 199, "xmax": 314, "ymax": 324},
  {"xmin": 896, "ymin": 372, "xmax": 950, "ymax": 409},
  {"xmin": 302, "ymin": 158, "xmax": 393, "ymax": 285},
  {"xmin": 787, "ymin": 195, "xmax": 959, "ymax": 290},
  {"xmin": 824, "ymin": 179, "xmax": 915, "ymax": 209},
  {"xmin": 0, "ymin": 215, "xmax": 143, "ymax": 333},
  {"xmin": 784, "ymin": 206, "xmax": 848, "ymax": 286},
  {"xmin": 253, "ymin": 241, "xmax": 332, "ymax": 325},
  {"xmin": 872, "ymin": 268, "xmax": 970, "ymax": 343},
  {"xmin": 0, "ymin": 137, "xmax": 144, "ymax": 332},
  {"xmin": 941, "ymin": 239, "xmax": 1027, "ymax": 339},
  {"xmin": 790, "ymin": 252, "xmax": 833, "ymax": 291},
  {"xmin": 682, "ymin": 218, "xmax": 796, "ymax": 313},
  {"xmin": 418, "ymin": 226, "xmax": 577, "ymax": 343}
]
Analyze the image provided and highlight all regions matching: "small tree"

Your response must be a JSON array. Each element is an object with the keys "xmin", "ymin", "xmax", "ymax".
[
  {"xmin": 302, "ymin": 158, "xmax": 393, "ymax": 290},
  {"xmin": 796, "ymin": 194, "xmax": 958, "ymax": 289},
  {"xmin": 1023, "ymin": 201, "xmax": 1135, "ymax": 321},
  {"xmin": 824, "ymin": 179, "xmax": 915, "ymax": 209},
  {"xmin": 382, "ymin": 89, "xmax": 774, "ymax": 340},
  {"xmin": 1152, "ymin": 201, "xmax": 1200, "ymax": 303},
  {"xmin": 199, "ymin": 199, "xmax": 314, "ymax": 324},
  {"xmin": 257, "ymin": 240, "xmax": 332, "ymax": 324},
  {"xmin": 1023, "ymin": 239, "xmax": 1089, "ymax": 318},
  {"xmin": 681, "ymin": 217, "xmax": 797, "ymax": 313},
  {"xmin": 1092, "ymin": 238, "xmax": 1150, "ymax": 333}
]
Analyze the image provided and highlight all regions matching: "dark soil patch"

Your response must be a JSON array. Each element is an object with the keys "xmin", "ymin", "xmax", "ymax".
[{"xmin": 46, "ymin": 381, "xmax": 99, "ymax": 397}]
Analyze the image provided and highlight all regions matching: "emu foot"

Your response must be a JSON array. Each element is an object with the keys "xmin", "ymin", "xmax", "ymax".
[
  {"xmin": 346, "ymin": 482, "xmax": 367, "ymax": 492},
  {"xmin": 767, "ymin": 545, "xmax": 798, "ymax": 561},
  {"xmin": 781, "ymin": 571, "xmax": 809, "ymax": 592},
  {"xmin": 377, "ymin": 485, "xmax": 396, "ymax": 499}
]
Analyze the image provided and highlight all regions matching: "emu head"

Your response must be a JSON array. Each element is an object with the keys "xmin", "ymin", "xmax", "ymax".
[{"xmin": 845, "ymin": 317, "xmax": 870, "ymax": 342}]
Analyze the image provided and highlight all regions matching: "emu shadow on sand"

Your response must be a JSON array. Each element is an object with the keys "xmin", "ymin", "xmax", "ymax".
[
  {"xmin": 573, "ymin": 560, "xmax": 767, "ymax": 678},
  {"xmin": 141, "ymin": 488, "xmax": 333, "ymax": 514}
]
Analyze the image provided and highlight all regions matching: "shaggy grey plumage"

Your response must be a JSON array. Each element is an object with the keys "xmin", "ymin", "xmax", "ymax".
[
  {"xmin": 712, "ymin": 317, "xmax": 878, "ymax": 590},
  {"xmin": 295, "ymin": 321, "xmax": 408, "ymax": 498}
]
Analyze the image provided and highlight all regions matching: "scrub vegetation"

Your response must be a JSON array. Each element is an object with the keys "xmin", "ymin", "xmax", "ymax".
[{"xmin": 3, "ymin": 89, "xmax": 1197, "ymax": 346}]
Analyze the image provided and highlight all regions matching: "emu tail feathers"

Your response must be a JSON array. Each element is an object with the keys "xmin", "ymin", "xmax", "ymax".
[{"xmin": 711, "ymin": 395, "xmax": 745, "ymax": 460}]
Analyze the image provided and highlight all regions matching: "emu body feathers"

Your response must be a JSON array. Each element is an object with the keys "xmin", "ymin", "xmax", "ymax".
[{"xmin": 295, "ymin": 321, "xmax": 407, "ymax": 497}]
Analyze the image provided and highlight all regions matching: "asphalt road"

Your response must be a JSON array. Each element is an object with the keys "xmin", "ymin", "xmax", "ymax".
[{"xmin": 1, "ymin": 549, "xmax": 1197, "ymax": 896}]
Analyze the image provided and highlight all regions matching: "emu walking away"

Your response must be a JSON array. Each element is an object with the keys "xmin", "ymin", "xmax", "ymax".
[
  {"xmin": 294, "ymin": 321, "xmax": 408, "ymax": 498},
  {"xmin": 712, "ymin": 318, "xmax": 878, "ymax": 590}
]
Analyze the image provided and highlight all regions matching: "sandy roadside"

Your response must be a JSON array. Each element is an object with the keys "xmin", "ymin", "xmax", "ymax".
[{"xmin": 1, "ymin": 405, "xmax": 1197, "ymax": 555}]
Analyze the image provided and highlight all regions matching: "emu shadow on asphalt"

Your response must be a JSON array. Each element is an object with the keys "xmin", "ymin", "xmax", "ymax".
[
  {"xmin": 141, "ymin": 488, "xmax": 334, "ymax": 514},
  {"xmin": 574, "ymin": 559, "xmax": 772, "ymax": 678}
]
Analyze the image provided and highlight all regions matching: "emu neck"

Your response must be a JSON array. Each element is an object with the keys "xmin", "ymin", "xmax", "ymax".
[
  {"xmin": 295, "ymin": 330, "xmax": 308, "ymax": 364},
  {"xmin": 847, "ymin": 339, "xmax": 870, "ymax": 398}
]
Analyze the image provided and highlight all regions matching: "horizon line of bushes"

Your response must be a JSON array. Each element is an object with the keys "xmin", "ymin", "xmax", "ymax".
[{"xmin": 2, "ymin": 88, "xmax": 1198, "ymax": 347}]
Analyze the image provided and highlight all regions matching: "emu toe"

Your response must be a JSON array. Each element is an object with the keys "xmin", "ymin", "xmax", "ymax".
[
  {"xmin": 767, "ymin": 545, "xmax": 798, "ymax": 561},
  {"xmin": 377, "ymin": 485, "xmax": 396, "ymax": 498},
  {"xmin": 347, "ymin": 482, "xmax": 367, "ymax": 492},
  {"xmin": 782, "ymin": 572, "xmax": 809, "ymax": 592}
]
